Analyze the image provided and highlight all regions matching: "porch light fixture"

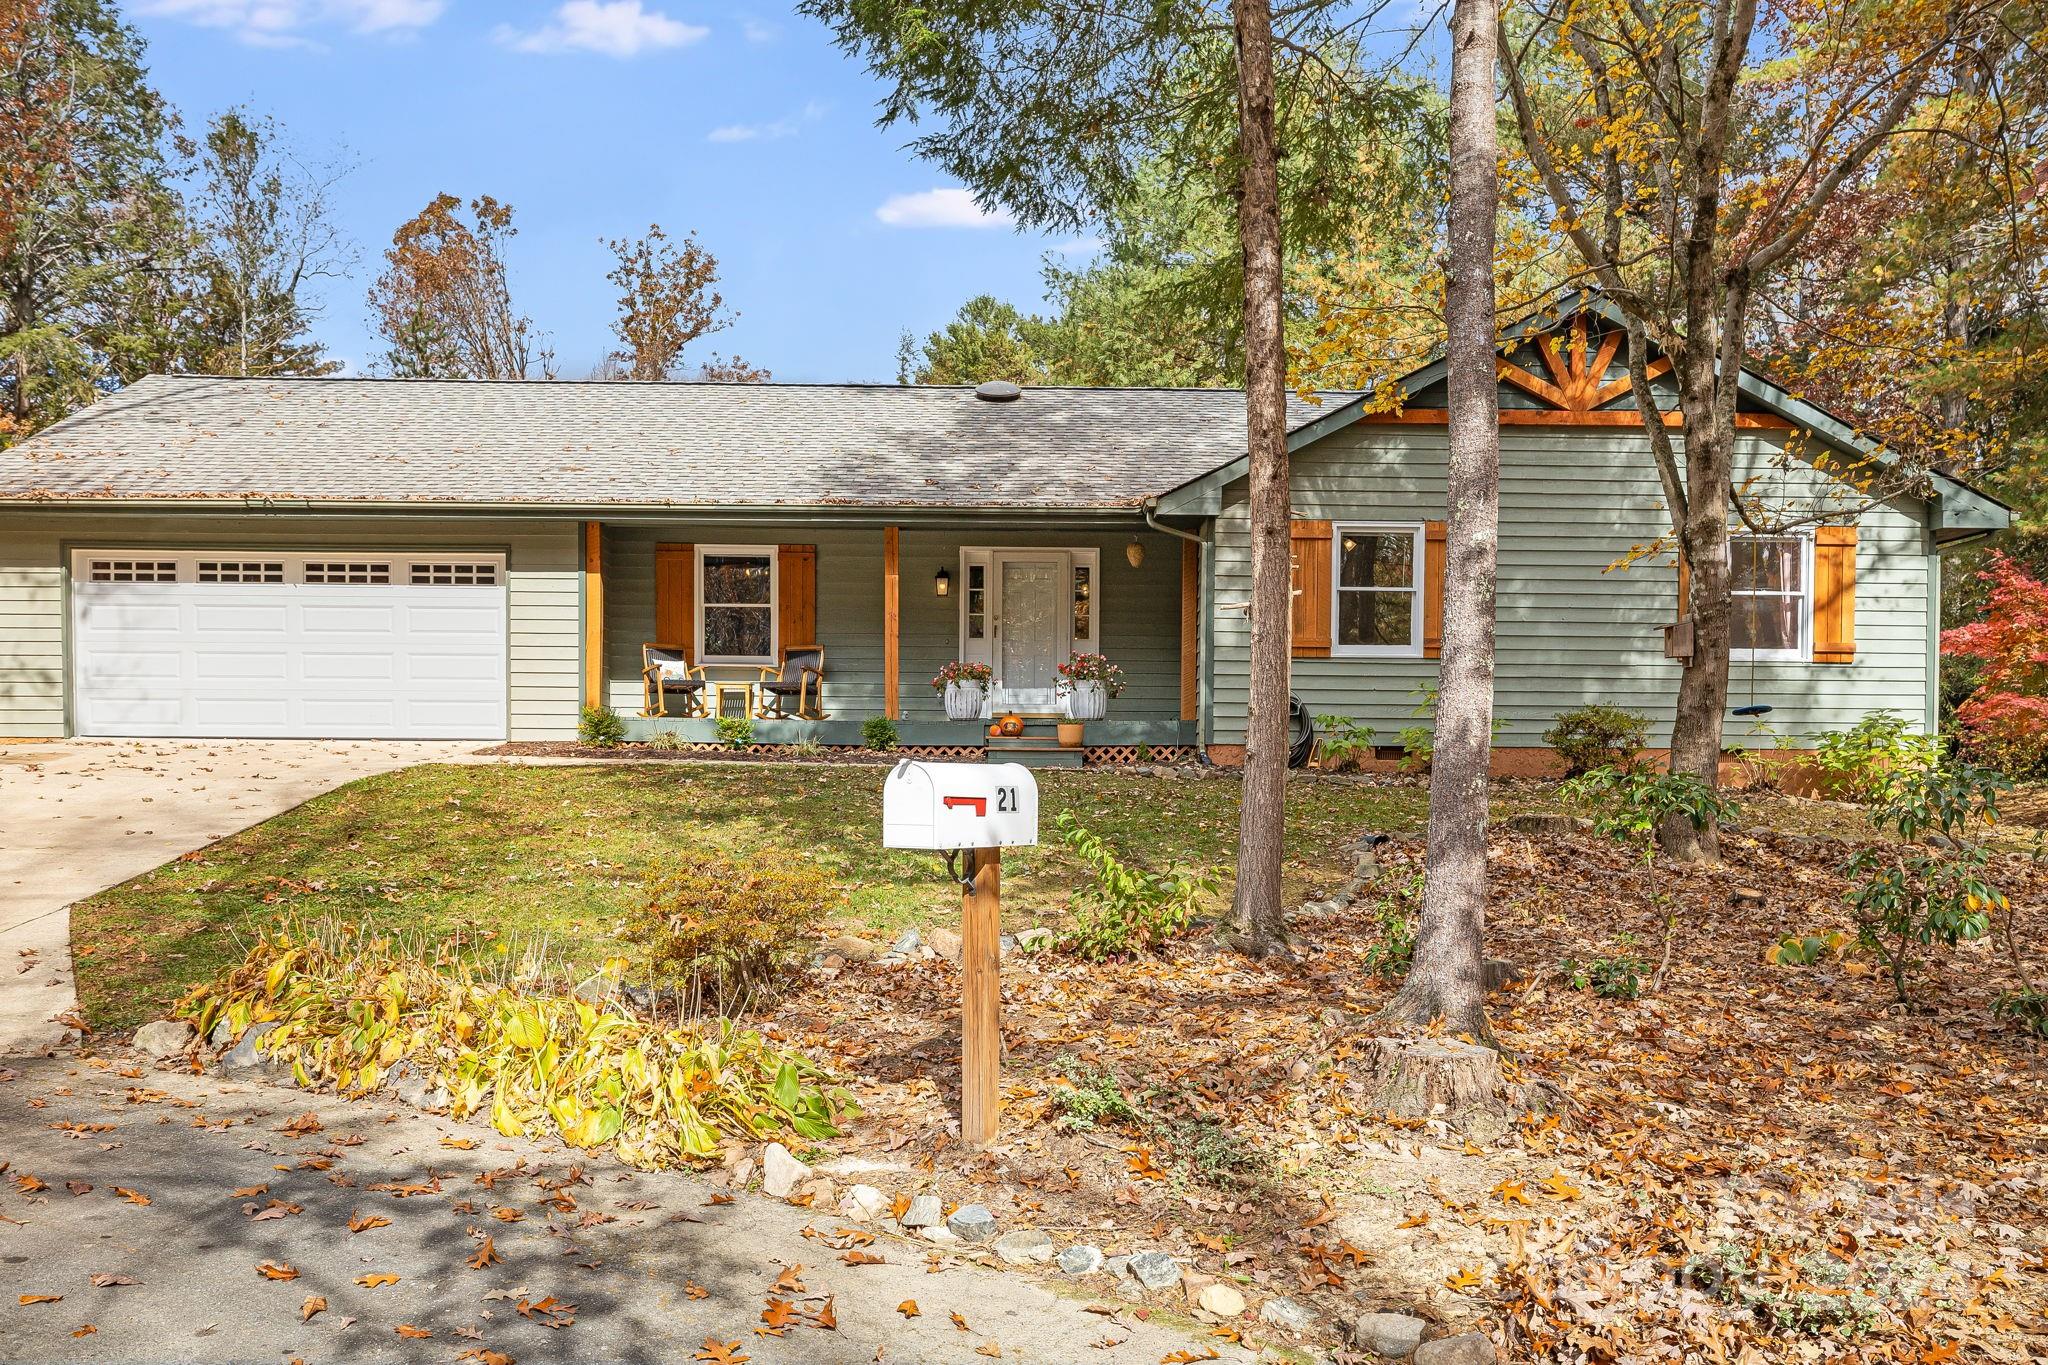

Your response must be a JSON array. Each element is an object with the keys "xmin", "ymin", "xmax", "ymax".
[
  {"xmin": 935, "ymin": 567, "xmax": 952, "ymax": 597},
  {"xmin": 1125, "ymin": 537, "xmax": 1144, "ymax": 568}
]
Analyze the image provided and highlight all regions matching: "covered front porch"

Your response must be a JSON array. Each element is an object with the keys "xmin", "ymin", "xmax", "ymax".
[{"xmin": 580, "ymin": 516, "xmax": 1203, "ymax": 755}]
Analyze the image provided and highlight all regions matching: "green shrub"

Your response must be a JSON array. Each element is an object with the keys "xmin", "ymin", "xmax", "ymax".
[
  {"xmin": 715, "ymin": 715, "xmax": 754, "ymax": 750},
  {"xmin": 1543, "ymin": 704, "xmax": 1650, "ymax": 776},
  {"xmin": 861, "ymin": 715, "xmax": 899, "ymax": 750},
  {"xmin": 648, "ymin": 729, "xmax": 686, "ymax": 751},
  {"xmin": 1054, "ymin": 812, "xmax": 1218, "ymax": 961},
  {"xmin": 1993, "ymin": 987, "xmax": 2048, "ymax": 1039},
  {"xmin": 1767, "ymin": 931, "xmax": 1847, "ymax": 967},
  {"xmin": 1314, "ymin": 714, "xmax": 1377, "ymax": 772},
  {"xmin": 1809, "ymin": 709, "xmax": 1941, "ymax": 803},
  {"xmin": 176, "ymin": 924, "xmax": 849, "ymax": 1167},
  {"xmin": 1842, "ymin": 759, "xmax": 2009, "ymax": 1003},
  {"xmin": 1049, "ymin": 1061, "xmax": 1144, "ymax": 1130},
  {"xmin": 579, "ymin": 704, "xmax": 627, "ymax": 747},
  {"xmin": 622, "ymin": 849, "xmax": 844, "ymax": 1009},
  {"xmin": 1360, "ymin": 871, "xmax": 1420, "ymax": 979},
  {"xmin": 1560, "ymin": 955, "xmax": 1647, "ymax": 1000}
]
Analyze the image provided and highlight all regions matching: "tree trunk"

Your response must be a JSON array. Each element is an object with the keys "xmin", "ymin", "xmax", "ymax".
[
  {"xmin": 1227, "ymin": 0, "xmax": 1293, "ymax": 958},
  {"xmin": 1372, "ymin": 0, "xmax": 1498, "ymax": 1040},
  {"xmin": 1662, "ymin": 345, "xmax": 1733, "ymax": 862}
]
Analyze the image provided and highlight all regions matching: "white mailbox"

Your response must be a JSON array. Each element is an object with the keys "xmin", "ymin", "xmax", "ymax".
[{"xmin": 883, "ymin": 760, "xmax": 1039, "ymax": 850}]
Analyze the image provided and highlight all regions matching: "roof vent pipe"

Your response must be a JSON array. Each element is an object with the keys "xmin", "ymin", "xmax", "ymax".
[{"xmin": 973, "ymin": 379, "xmax": 1022, "ymax": 402}]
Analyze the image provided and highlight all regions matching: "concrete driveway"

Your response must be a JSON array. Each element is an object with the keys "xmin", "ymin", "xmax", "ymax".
[{"xmin": 0, "ymin": 740, "xmax": 476, "ymax": 1056}]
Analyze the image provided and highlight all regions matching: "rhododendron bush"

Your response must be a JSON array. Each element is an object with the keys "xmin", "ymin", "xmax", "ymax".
[{"xmin": 1942, "ymin": 552, "xmax": 2048, "ymax": 775}]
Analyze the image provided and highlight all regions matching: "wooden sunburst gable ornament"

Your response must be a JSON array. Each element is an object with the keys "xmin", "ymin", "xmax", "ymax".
[{"xmin": 1496, "ymin": 312, "xmax": 1674, "ymax": 415}]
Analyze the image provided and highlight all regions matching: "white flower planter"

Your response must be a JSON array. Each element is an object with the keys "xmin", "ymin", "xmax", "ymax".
[
  {"xmin": 1066, "ymin": 680, "xmax": 1108, "ymax": 721},
  {"xmin": 944, "ymin": 680, "xmax": 986, "ymax": 721}
]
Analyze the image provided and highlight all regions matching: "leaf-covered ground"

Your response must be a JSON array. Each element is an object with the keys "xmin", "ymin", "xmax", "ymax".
[{"xmin": 68, "ymin": 760, "xmax": 2047, "ymax": 1359}]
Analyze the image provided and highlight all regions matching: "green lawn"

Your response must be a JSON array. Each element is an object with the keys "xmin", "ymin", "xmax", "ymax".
[{"xmin": 73, "ymin": 762, "xmax": 1484, "ymax": 1029}]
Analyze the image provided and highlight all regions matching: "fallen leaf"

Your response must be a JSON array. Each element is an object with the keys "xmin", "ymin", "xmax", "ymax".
[
  {"xmin": 707, "ymin": 1193, "xmax": 734, "ymax": 1206},
  {"xmin": 395, "ymin": 1324, "xmax": 433, "ymax": 1339},
  {"xmin": 441, "ymin": 1136, "xmax": 479, "ymax": 1150},
  {"xmin": 693, "ymin": 1339, "xmax": 749, "ymax": 1365},
  {"xmin": 975, "ymin": 1346, "xmax": 1002, "ymax": 1358},
  {"xmin": 88, "ymin": 1275, "xmax": 136, "ymax": 1288},
  {"xmin": 232, "ymin": 1185, "xmax": 268, "ymax": 1198},
  {"xmin": 113, "ymin": 1187, "xmax": 151, "ymax": 1206},
  {"xmin": 771, "ymin": 1265, "xmax": 806, "ymax": 1294},
  {"xmin": 301, "ymin": 1296, "xmax": 326, "ymax": 1322},
  {"xmin": 952, "ymin": 1311, "xmax": 970, "ymax": 1331},
  {"xmin": 256, "ymin": 1263, "xmax": 300, "ymax": 1282},
  {"xmin": 468, "ymin": 1237, "xmax": 501, "ymax": 1270},
  {"xmin": 811, "ymin": 1296, "xmax": 836, "ymax": 1331},
  {"xmin": 70, "ymin": 1325, "xmax": 96, "ymax": 1337},
  {"xmin": 684, "ymin": 1280, "xmax": 709, "ymax": 1300},
  {"xmin": 843, "ymin": 1250, "xmax": 886, "ymax": 1266},
  {"xmin": 356, "ymin": 1273, "xmax": 400, "ymax": 1288},
  {"xmin": 18, "ymin": 1295, "xmax": 61, "ymax": 1305},
  {"xmin": 758, "ymin": 1298, "xmax": 798, "ymax": 1336},
  {"xmin": 491, "ymin": 1207, "xmax": 524, "ymax": 1223},
  {"xmin": 897, "ymin": 1300, "xmax": 920, "ymax": 1319},
  {"xmin": 457, "ymin": 1351, "xmax": 515, "ymax": 1365}
]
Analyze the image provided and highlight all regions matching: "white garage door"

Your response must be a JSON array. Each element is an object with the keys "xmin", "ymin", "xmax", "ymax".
[{"xmin": 71, "ymin": 551, "xmax": 508, "ymax": 739}]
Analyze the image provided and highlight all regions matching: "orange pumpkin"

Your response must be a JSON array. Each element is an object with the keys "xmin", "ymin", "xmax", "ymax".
[
  {"xmin": 987, "ymin": 723, "xmax": 1004, "ymax": 738},
  {"xmin": 999, "ymin": 714, "xmax": 1025, "ymax": 737}
]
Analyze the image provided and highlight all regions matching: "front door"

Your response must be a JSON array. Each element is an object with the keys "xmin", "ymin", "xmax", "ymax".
[{"xmin": 992, "ymin": 553, "xmax": 1068, "ymax": 711}]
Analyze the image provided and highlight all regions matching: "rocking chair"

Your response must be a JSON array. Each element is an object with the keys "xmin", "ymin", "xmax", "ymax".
[
  {"xmin": 755, "ymin": 645, "xmax": 826, "ymax": 720},
  {"xmin": 640, "ymin": 643, "xmax": 708, "ymax": 717}
]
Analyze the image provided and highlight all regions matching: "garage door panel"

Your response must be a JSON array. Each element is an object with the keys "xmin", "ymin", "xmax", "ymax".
[
  {"xmin": 300, "ymin": 652, "xmax": 397, "ymax": 683},
  {"xmin": 301, "ymin": 604, "xmax": 400, "ymax": 633},
  {"xmin": 73, "ymin": 551, "xmax": 507, "ymax": 740}
]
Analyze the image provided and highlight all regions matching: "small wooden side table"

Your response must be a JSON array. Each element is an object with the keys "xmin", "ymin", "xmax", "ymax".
[{"xmin": 710, "ymin": 681, "xmax": 755, "ymax": 720}]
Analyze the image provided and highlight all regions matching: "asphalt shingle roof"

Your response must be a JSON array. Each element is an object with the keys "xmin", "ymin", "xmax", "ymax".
[{"xmin": 0, "ymin": 375, "xmax": 1334, "ymax": 510}]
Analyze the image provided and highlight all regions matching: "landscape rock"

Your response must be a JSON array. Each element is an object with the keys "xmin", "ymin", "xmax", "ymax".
[
  {"xmin": 992, "ymin": 1229, "xmax": 1055, "ymax": 1265},
  {"xmin": 839, "ymin": 1184, "xmax": 887, "ymax": 1220},
  {"xmin": 1057, "ymin": 1245, "xmax": 1104, "ymax": 1275},
  {"xmin": 1126, "ymin": 1250, "xmax": 1180, "ymax": 1292},
  {"xmin": 1414, "ymin": 1331, "xmax": 1498, "ymax": 1365},
  {"xmin": 797, "ymin": 1177, "xmax": 837, "ymax": 1208},
  {"xmin": 1195, "ymin": 1282, "xmax": 1246, "ymax": 1318},
  {"xmin": 928, "ymin": 927, "xmax": 964, "ymax": 965},
  {"xmin": 946, "ymin": 1203, "xmax": 998, "ymax": 1242},
  {"xmin": 1102, "ymin": 1254, "xmax": 1132, "ymax": 1281},
  {"xmin": 760, "ymin": 1142, "xmax": 810, "ymax": 1199},
  {"xmin": 207, "ymin": 1018, "xmax": 234, "ymax": 1049},
  {"xmin": 730, "ymin": 1157, "xmax": 756, "ymax": 1189},
  {"xmin": 878, "ymin": 929, "xmax": 921, "ymax": 963},
  {"xmin": 822, "ymin": 934, "xmax": 882, "ymax": 962},
  {"xmin": 133, "ymin": 1019, "xmax": 194, "ymax": 1058},
  {"xmin": 901, "ymin": 1193, "xmax": 943, "ymax": 1228},
  {"xmin": 1015, "ymin": 927, "xmax": 1055, "ymax": 951},
  {"xmin": 815, "ymin": 1156, "xmax": 914, "ymax": 1179},
  {"xmin": 1258, "ymin": 1297, "xmax": 1317, "ymax": 1333},
  {"xmin": 219, "ymin": 1022, "xmax": 280, "ymax": 1070},
  {"xmin": 572, "ymin": 973, "xmax": 617, "ymax": 1002},
  {"xmin": 1349, "ymin": 1311, "xmax": 1429, "ymax": 1358},
  {"xmin": 919, "ymin": 1225, "xmax": 960, "ymax": 1245}
]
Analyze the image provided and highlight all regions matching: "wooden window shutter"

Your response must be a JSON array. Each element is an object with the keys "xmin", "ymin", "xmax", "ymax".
[
  {"xmin": 1289, "ymin": 520, "xmax": 1332, "ymax": 657},
  {"xmin": 1813, "ymin": 526, "xmax": 1856, "ymax": 663},
  {"xmin": 1422, "ymin": 521, "xmax": 1447, "ymax": 659},
  {"xmin": 655, "ymin": 543, "xmax": 695, "ymax": 660},
  {"xmin": 778, "ymin": 543, "xmax": 818, "ymax": 648}
]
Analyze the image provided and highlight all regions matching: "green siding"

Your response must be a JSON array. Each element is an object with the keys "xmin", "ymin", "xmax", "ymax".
[
  {"xmin": 1209, "ymin": 427, "xmax": 1934, "ymax": 746},
  {"xmin": 0, "ymin": 512, "xmax": 581, "ymax": 740},
  {"xmin": 601, "ymin": 525, "xmax": 1187, "ymax": 725}
]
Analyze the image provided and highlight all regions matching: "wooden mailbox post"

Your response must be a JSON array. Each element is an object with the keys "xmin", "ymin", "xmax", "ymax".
[{"xmin": 883, "ymin": 760, "xmax": 1039, "ymax": 1147}]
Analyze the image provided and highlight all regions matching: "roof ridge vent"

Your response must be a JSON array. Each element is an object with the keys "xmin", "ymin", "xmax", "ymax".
[{"xmin": 974, "ymin": 379, "xmax": 1022, "ymax": 402}]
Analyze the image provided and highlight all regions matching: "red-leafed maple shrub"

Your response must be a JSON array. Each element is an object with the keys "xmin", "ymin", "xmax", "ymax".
[{"xmin": 1942, "ymin": 553, "xmax": 2048, "ymax": 776}]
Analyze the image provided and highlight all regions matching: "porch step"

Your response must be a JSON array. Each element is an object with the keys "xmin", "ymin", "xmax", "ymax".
[{"xmin": 986, "ymin": 734, "xmax": 1086, "ymax": 768}]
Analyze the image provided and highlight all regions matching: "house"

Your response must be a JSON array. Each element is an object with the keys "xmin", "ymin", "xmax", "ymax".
[{"xmin": 0, "ymin": 308, "xmax": 2009, "ymax": 769}]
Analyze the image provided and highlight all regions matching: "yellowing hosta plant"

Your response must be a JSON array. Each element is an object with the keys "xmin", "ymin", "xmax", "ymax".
[{"xmin": 176, "ymin": 925, "xmax": 850, "ymax": 1168}]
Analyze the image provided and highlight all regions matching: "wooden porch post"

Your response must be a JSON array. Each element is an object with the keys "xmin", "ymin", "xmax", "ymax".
[
  {"xmin": 583, "ymin": 522, "xmax": 604, "ymax": 709},
  {"xmin": 883, "ymin": 526, "xmax": 901, "ymax": 719}
]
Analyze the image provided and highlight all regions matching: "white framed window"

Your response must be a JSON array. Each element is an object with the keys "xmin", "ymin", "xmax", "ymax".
[
  {"xmin": 697, "ymin": 544, "xmax": 777, "ymax": 664},
  {"xmin": 1331, "ymin": 523, "xmax": 1424, "ymax": 657},
  {"xmin": 1729, "ymin": 532, "xmax": 1811, "ymax": 662}
]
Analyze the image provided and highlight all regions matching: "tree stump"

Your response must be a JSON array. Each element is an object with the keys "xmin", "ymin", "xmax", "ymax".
[{"xmin": 1360, "ymin": 1035, "xmax": 1515, "ymax": 1126}]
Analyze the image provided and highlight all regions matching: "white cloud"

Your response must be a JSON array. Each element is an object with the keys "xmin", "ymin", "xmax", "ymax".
[
  {"xmin": 136, "ymin": 0, "xmax": 444, "ymax": 46},
  {"xmin": 874, "ymin": 187, "xmax": 1014, "ymax": 230},
  {"xmin": 496, "ymin": 0, "xmax": 707, "ymax": 57},
  {"xmin": 706, "ymin": 99, "xmax": 826, "ymax": 143},
  {"xmin": 740, "ymin": 15, "xmax": 778, "ymax": 41}
]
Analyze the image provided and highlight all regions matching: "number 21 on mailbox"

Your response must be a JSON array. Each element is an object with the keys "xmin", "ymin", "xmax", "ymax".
[{"xmin": 882, "ymin": 760, "xmax": 1038, "ymax": 1144}]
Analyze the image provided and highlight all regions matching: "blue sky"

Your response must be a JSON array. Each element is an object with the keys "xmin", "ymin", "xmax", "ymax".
[{"xmin": 132, "ymin": 0, "xmax": 1094, "ymax": 380}]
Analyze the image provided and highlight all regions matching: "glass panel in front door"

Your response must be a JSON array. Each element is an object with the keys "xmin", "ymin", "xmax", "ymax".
[{"xmin": 997, "ymin": 558, "xmax": 1063, "ymax": 708}]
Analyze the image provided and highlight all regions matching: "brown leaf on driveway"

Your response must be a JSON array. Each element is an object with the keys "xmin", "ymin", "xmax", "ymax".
[
  {"xmin": 70, "ymin": 1325, "xmax": 96, "ymax": 1337},
  {"xmin": 18, "ymin": 1294, "xmax": 62, "ymax": 1305},
  {"xmin": 347, "ymin": 1212, "xmax": 391, "ymax": 1233},
  {"xmin": 395, "ymin": 1323, "xmax": 433, "ymax": 1339},
  {"xmin": 356, "ymin": 1274, "xmax": 400, "ymax": 1288},
  {"xmin": 256, "ymin": 1263, "xmax": 299, "ymax": 1281},
  {"xmin": 467, "ymin": 1236, "xmax": 501, "ymax": 1270},
  {"xmin": 280, "ymin": 1113, "xmax": 322, "ymax": 1138},
  {"xmin": 112, "ymin": 1187, "xmax": 150, "ymax": 1206},
  {"xmin": 232, "ymin": 1185, "xmax": 267, "ymax": 1198},
  {"xmin": 88, "ymin": 1275, "xmax": 137, "ymax": 1288},
  {"xmin": 300, "ymin": 1296, "xmax": 327, "ymax": 1322},
  {"xmin": 64, "ymin": 1181, "xmax": 91, "ymax": 1196}
]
